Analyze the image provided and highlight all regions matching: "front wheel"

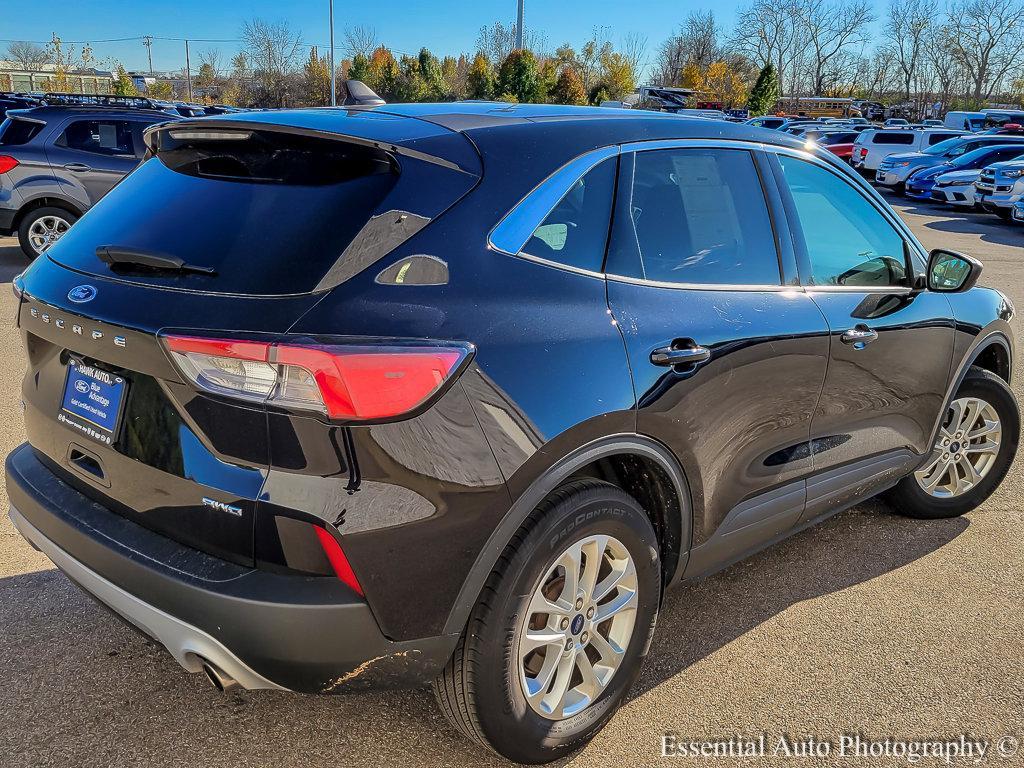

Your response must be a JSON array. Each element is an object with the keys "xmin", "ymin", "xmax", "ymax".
[
  {"xmin": 18, "ymin": 206, "xmax": 78, "ymax": 259},
  {"xmin": 887, "ymin": 368, "xmax": 1019, "ymax": 519},
  {"xmin": 434, "ymin": 479, "xmax": 661, "ymax": 764}
]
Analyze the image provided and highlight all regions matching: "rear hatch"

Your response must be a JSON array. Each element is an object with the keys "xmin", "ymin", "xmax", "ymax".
[{"xmin": 16, "ymin": 110, "xmax": 481, "ymax": 566}]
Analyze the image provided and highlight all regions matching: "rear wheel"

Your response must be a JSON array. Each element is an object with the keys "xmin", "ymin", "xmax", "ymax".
[
  {"xmin": 18, "ymin": 206, "xmax": 78, "ymax": 259},
  {"xmin": 887, "ymin": 368, "xmax": 1018, "ymax": 519},
  {"xmin": 994, "ymin": 207, "xmax": 1014, "ymax": 221},
  {"xmin": 434, "ymin": 479, "xmax": 661, "ymax": 764}
]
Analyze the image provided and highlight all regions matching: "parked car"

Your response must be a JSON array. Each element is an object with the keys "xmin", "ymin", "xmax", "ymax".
[
  {"xmin": 921, "ymin": 119, "xmax": 943, "ymax": 127},
  {"xmin": 904, "ymin": 144, "xmax": 1024, "ymax": 200},
  {"xmin": 1011, "ymin": 199, "xmax": 1024, "ymax": 223},
  {"xmin": 929, "ymin": 169, "xmax": 984, "ymax": 207},
  {"xmin": 0, "ymin": 103, "xmax": 176, "ymax": 257},
  {"xmin": 745, "ymin": 115, "xmax": 787, "ymax": 130},
  {"xmin": 809, "ymin": 130, "xmax": 860, "ymax": 160},
  {"xmin": 871, "ymin": 133, "xmax": 1024, "ymax": 187},
  {"xmin": 853, "ymin": 128, "xmax": 963, "ymax": 173},
  {"xmin": 944, "ymin": 110, "xmax": 986, "ymax": 131},
  {"xmin": 974, "ymin": 159, "xmax": 1024, "ymax": 218},
  {"xmin": 884, "ymin": 118, "xmax": 909, "ymax": 126},
  {"xmin": 6, "ymin": 102, "xmax": 1019, "ymax": 765},
  {"xmin": 981, "ymin": 109, "xmax": 1024, "ymax": 130},
  {"xmin": 0, "ymin": 92, "xmax": 42, "ymax": 120}
]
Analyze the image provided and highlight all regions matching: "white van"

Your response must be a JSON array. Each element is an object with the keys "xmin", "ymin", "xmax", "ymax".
[
  {"xmin": 944, "ymin": 111, "xmax": 986, "ymax": 131},
  {"xmin": 851, "ymin": 128, "xmax": 963, "ymax": 171}
]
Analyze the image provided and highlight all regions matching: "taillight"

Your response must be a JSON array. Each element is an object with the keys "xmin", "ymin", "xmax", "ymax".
[
  {"xmin": 0, "ymin": 155, "xmax": 19, "ymax": 174},
  {"xmin": 163, "ymin": 335, "xmax": 469, "ymax": 420},
  {"xmin": 314, "ymin": 526, "xmax": 363, "ymax": 596}
]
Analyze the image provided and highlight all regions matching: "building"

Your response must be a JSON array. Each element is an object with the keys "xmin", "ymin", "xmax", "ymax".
[{"xmin": 0, "ymin": 62, "xmax": 115, "ymax": 94}]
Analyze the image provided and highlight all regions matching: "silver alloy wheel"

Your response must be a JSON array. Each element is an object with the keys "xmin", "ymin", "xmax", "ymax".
[
  {"xmin": 517, "ymin": 534, "xmax": 638, "ymax": 720},
  {"xmin": 27, "ymin": 214, "xmax": 71, "ymax": 255},
  {"xmin": 915, "ymin": 396, "xmax": 1002, "ymax": 498}
]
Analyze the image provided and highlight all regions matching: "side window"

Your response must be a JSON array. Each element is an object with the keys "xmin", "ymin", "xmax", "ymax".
[
  {"xmin": 608, "ymin": 148, "xmax": 781, "ymax": 285},
  {"xmin": 523, "ymin": 157, "xmax": 615, "ymax": 273},
  {"xmin": 60, "ymin": 120, "xmax": 134, "ymax": 156},
  {"xmin": 928, "ymin": 132, "xmax": 960, "ymax": 146},
  {"xmin": 777, "ymin": 155, "xmax": 908, "ymax": 288},
  {"xmin": 872, "ymin": 132, "xmax": 915, "ymax": 145}
]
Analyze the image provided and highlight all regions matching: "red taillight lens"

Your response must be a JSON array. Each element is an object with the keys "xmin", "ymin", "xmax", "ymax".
[
  {"xmin": 163, "ymin": 335, "xmax": 468, "ymax": 421},
  {"xmin": 314, "ymin": 526, "xmax": 363, "ymax": 596},
  {"xmin": 0, "ymin": 155, "xmax": 19, "ymax": 174}
]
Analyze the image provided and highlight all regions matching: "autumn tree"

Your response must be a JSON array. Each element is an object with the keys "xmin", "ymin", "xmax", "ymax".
[
  {"xmin": 303, "ymin": 46, "xmax": 330, "ymax": 105},
  {"xmin": 550, "ymin": 66, "xmax": 586, "ymax": 104},
  {"xmin": 496, "ymin": 49, "xmax": 542, "ymax": 103},
  {"xmin": 466, "ymin": 52, "xmax": 495, "ymax": 99}
]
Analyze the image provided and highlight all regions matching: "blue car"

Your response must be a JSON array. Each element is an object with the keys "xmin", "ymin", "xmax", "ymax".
[{"xmin": 905, "ymin": 144, "xmax": 1024, "ymax": 199}]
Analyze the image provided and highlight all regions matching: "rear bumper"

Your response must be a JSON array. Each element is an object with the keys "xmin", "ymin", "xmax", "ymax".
[{"xmin": 5, "ymin": 443, "xmax": 455, "ymax": 693}]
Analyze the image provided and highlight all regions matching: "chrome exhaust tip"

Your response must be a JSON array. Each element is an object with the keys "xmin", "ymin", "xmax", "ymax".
[{"xmin": 201, "ymin": 660, "xmax": 240, "ymax": 693}]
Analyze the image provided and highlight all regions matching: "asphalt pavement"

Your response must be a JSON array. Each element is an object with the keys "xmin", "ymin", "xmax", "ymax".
[{"xmin": 0, "ymin": 198, "xmax": 1021, "ymax": 767}]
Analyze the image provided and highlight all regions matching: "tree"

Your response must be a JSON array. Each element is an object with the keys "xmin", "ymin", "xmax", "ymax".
[
  {"xmin": 599, "ymin": 50, "xmax": 637, "ymax": 100},
  {"xmin": 241, "ymin": 18, "xmax": 304, "ymax": 107},
  {"xmin": 702, "ymin": 60, "xmax": 749, "ymax": 108},
  {"xmin": 366, "ymin": 46, "xmax": 401, "ymax": 100},
  {"xmin": 466, "ymin": 52, "xmax": 495, "ymax": 99},
  {"xmin": 303, "ymin": 46, "xmax": 330, "ymax": 105},
  {"xmin": 748, "ymin": 62, "xmax": 780, "ymax": 114},
  {"xmin": 550, "ymin": 66, "xmax": 586, "ymax": 104},
  {"xmin": 655, "ymin": 10, "xmax": 720, "ymax": 85},
  {"xmin": 942, "ymin": 0, "xmax": 1024, "ymax": 104},
  {"xmin": 348, "ymin": 53, "xmax": 370, "ymax": 84},
  {"xmin": 112, "ymin": 65, "xmax": 139, "ymax": 97},
  {"xmin": 5, "ymin": 41, "xmax": 50, "ymax": 70},
  {"xmin": 731, "ymin": 0, "xmax": 802, "ymax": 96},
  {"xmin": 496, "ymin": 49, "xmax": 542, "ymax": 103},
  {"xmin": 418, "ymin": 48, "xmax": 446, "ymax": 100},
  {"xmin": 343, "ymin": 25, "xmax": 378, "ymax": 58},
  {"xmin": 795, "ymin": 0, "xmax": 875, "ymax": 95},
  {"xmin": 886, "ymin": 0, "xmax": 935, "ymax": 102}
]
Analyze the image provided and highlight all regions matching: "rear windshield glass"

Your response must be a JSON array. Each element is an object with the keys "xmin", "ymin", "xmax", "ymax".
[
  {"xmin": 872, "ymin": 132, "xmax": 915, "ymax": 145},
  {"xmin": 0, "ymin": 117, "xmax": 43, "ymax": 146},
  {"xmin": 45, "ymin": 130, "xmax": 402, "ymax": 296}
]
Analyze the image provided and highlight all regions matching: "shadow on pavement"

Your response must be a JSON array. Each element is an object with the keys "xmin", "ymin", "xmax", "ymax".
[
  {"xmin": 0, "ymin": 239, "xmax": 29, "ymax": 284},
  {"xmin": 0, "ymin": 496, "xmax": 968, "ymax": 767}
]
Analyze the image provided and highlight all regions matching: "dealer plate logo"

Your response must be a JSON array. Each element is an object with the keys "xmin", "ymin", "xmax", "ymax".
[{"xmin": 67, "ymin": 285, "xmax": 97, "ymax": 304}]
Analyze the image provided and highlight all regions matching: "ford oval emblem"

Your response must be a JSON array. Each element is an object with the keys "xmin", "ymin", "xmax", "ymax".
[{"xmin": 67, "ymin": 285, "xmax": 97, "ymax": 303}]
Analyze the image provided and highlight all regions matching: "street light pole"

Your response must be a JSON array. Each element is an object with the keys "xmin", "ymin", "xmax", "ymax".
[{"xmin": 329, "ymin": 0, "xmax": 336, "ymax": 106}]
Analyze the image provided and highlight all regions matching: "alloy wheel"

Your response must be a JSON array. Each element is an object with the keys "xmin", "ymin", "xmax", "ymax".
[
  {"xmin": 517, "ymin": 534, "xmax": 638, "ymax": 720},
  {"xmin": 27, "ymin": 215, "xmax": 71, "ymax": 255},
  {"xmin": 915, "ymin": 396, "xmax": 1001, "ymax": 498}
]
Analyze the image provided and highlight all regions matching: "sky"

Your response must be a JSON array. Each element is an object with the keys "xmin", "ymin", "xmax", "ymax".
[{"xmin": 1, "ymin": 0, "xmax": 893, "ymax": 76}]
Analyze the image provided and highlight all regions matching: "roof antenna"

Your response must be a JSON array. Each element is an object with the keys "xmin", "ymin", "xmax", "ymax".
[{"xmin": 343, "ymin": 80, "xmax": 386, "ymax": 107}]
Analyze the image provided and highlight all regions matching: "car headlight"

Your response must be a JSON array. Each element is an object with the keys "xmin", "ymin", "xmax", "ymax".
[
  {"xmin": 1002, "ymin": 169, "xmax": 1024, "ymax": 178},
  {"xmin": 893, "ymin": 161, "xmax": 910, "ymax": 167}
]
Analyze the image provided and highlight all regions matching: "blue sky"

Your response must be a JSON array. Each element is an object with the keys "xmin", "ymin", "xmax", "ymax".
[
  {"xmin": 2, "ymin": 0, "xmax": 894, "ymax": 76},
  {"xmin": 0, "ymin": 0, "xmax": 746, "ymax": 73}
]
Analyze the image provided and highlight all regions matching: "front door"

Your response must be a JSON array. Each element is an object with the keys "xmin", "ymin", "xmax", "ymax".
[
  {"xmin": 768, "ymin": 151, "xmax": 955, "ymax": 518},
  {"xmin": 604, "ymin": 144, "xmax": 831, "ymax": 576},
  {"xmin": 48, "ymin": 117, "xmax": 139, "ymax": 205}
]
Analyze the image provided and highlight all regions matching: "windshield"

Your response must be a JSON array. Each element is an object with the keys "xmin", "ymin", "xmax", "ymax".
[
  {"xmin": 923, "ymin": 137, "xmax": 964, "ymax": 156},
  {"xmin": 953, "ymin": 146, "xmax": 1024, "ymax": 168}
]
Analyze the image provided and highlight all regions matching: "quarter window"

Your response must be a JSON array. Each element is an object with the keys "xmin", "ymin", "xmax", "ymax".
[
  {"xmin": 523, "ymin": 157, "xmax": 616, "ymax": 273},
  {"xmin": 777, "ymin": 155, "xmax": 909, "ymax": 288},
  {"xmin": 608, "ymin": 148, "xmax": 781, "ymax": 285},
  {"xmin": 60, "ymin": 120, "xmax": 134, "ymax": 156}
]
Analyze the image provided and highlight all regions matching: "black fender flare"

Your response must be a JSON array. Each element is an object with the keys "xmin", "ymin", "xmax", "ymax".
[
  {"xmin": 921, "ymin": 329, "xmax": 1013, "ymax": 467},
  {"xmin": 441, "ymin": 433, "xmax": 692, "ymax": 636}
]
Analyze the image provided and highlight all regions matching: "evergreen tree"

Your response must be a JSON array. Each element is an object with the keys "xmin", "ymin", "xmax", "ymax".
[
  {"xmin": 112, "ymin": 65, "xmax": 139, "ymax": 97},
  {"xmin": 348, "ymin": 53, "xmax": 370, "ymax": 84},
  {"xmin": 747, "ymin": 62, "xmax": 780, "ymax": 116},
  {"xmin": 496, "ymin": 49, "xmax": 542, "ymax": 104}
]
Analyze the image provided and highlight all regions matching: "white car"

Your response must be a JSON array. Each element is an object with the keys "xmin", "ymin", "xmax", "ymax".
[
  {"xmin": 852, "ymin": 128, "xmax": 963, "ymax": 172},
  {"xmin": 929, "ymin": 169, "xmax": 982, "ymax": 207}
]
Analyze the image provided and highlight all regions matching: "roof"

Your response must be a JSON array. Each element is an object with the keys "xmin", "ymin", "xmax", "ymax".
[{"xmin": 9, "ymin": 104, "xmax": 175, "ymax": 119}]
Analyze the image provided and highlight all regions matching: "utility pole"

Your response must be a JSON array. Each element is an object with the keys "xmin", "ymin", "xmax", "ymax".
[
  {"xmin": 184, "ymin": 39, "xmax": 193, "ymax": 102},
  {"xmin": 515, "ymin": 0, "xmax": 525, "ymax": 50},
  {"xmin": 143, "ymin": 36, "xmax": 153, "ymax": 75},
  {"xmin": 329, "ymin": 0, "xmax": 336, "ymax": 106}
]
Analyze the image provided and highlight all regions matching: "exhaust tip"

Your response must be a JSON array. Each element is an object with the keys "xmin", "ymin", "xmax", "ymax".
[{"xmin": 201, "ymin": 660, "xmax": 239, "ymax": 693}]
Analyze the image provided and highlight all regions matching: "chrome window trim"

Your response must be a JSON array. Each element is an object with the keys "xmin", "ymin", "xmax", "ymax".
[
  {"xmin": 487, "ymin": 144, "xmax": 619, "ymax": 257},
  {"xmin": 606, "ymin": 273, "xmax": 801, "ymax": 292}
]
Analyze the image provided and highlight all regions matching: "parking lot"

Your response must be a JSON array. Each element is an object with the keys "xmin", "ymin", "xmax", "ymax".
[{"xmin": 0, "ymin": 197, "xmax": 1021, "ymax": 767}]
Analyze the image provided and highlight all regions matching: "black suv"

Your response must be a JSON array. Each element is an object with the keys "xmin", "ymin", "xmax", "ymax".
[
  {"xmin": 0, "ymin": 101, "xmax": 175, "ymax": 257},
  {"xmin": 6, "ymin": 103, "xmax": 1018, "ymax": 764}
]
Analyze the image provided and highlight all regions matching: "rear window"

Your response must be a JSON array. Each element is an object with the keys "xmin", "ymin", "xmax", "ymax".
[
  {"xmin": 46, "ymin": 130, "xmax": 410, "ymax": 296},
  {"xmin": 0, "ymin": 117, "xmax": 44, "ymax": 146},
  {"xmin": 872, "ymin": 132, "xmax": 915, "ymax": 145},
  {"xmin": 927, "ymin": 132, "xmax": 960, "ymax": 146},
  {"xmin": 820, "ymin": 132, "xmax": 857, "ymax": 145}
]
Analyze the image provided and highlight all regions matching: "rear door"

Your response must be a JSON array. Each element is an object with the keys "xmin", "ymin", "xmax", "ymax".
[
  {"xmin": 767, "ymin": 151, "xmax": 955, "ymax": 519},
  {"xmin": 605, "ymin": 142, "xmax": 830, "ymax": 575},
  {"xmin": 46, "ymin": 116, "xmax": 139, "ymax": 205}
]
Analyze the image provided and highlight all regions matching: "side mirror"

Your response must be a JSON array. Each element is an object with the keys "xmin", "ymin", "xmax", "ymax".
[{"xmin": 927, "ymin": 249, "xmax": 982, "ymax": 293}]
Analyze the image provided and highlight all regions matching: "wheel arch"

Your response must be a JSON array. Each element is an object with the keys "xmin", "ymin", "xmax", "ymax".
[
  {"xmin": 12, "ymin": 195, "xmax": 84, "ymax": 232},
  {"xmin": 441, "ymin": 434, "xmax": 692, "ymax": 636}
]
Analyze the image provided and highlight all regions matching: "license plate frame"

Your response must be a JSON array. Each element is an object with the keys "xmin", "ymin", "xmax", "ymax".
[{"xmin": 58, "ymin": 359, "xmax": 128, "ymax": 446}]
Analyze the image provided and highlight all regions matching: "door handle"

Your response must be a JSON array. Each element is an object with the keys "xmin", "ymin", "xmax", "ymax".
[
  {"xmin": 840, "ymin": 324, "xmax": 879, "ymax": 346},
  {"xmin": 651, "ymin": 342, "xmax": 711, "ymax": 367},
  {"xmin": 63, "ymin": 163, "xmax": 92, "ymax": 172}
]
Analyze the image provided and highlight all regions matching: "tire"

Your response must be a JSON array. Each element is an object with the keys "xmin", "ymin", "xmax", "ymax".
[
  {"xmin": 994, "ymin": 207, "xmax": 1013, "ymax": 221},
  {"xmin": 886, "ymin": 367, "xmax": 1019, "ymax": 519},
  {"xmin": 17, "ymin": 206, "xmax": 78, "ymax": 259},
  {"xmin": 433, "ymin": 479, "xmax": 661, "ymax": 764}
]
